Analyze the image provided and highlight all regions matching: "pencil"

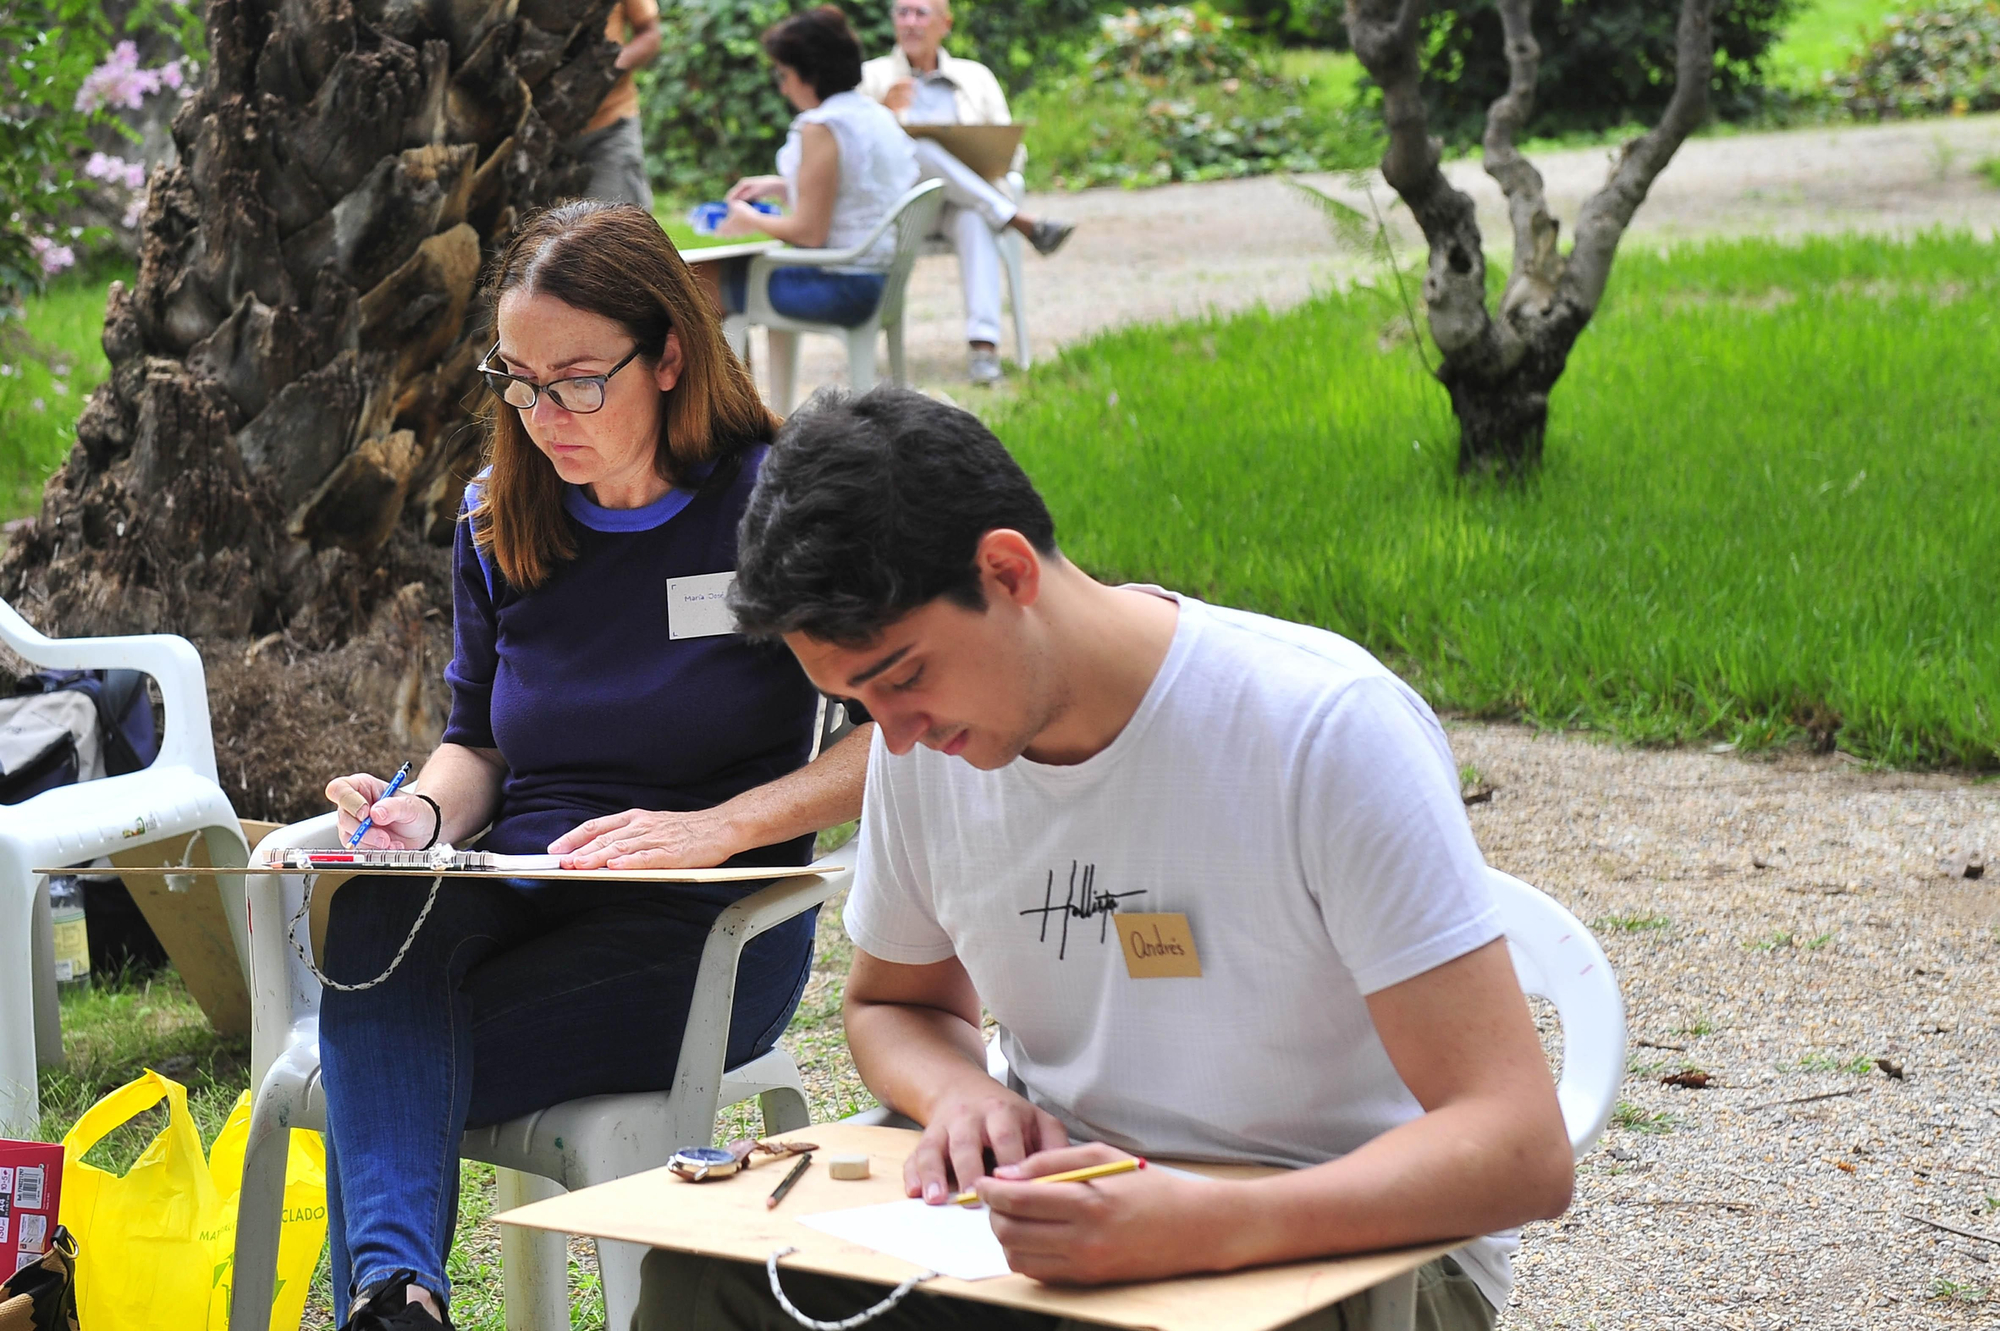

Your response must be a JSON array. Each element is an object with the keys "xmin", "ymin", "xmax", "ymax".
[
  {"xmin": 951, "ymin": 1155, "xmax": 1146, "ymax": 1205},
  {"xmin": 766, "ymin": 1152, "xmax": 813, "ymax": 1209}
]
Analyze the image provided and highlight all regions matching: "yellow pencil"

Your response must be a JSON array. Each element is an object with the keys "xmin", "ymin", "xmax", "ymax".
[{"xmin": 950, "ymin": 1155, "xmax": 1146, "ymax": 1205}]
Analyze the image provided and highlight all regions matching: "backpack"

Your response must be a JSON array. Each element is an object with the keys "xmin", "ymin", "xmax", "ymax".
[{"xmin": 0, "ymin": 669, "xmax": 160, "ymax": 805}]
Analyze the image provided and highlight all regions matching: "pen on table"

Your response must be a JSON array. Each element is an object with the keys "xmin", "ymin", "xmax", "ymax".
[
  {"xmin": 951, "ymin": 1155, "xmax": 1146, "ymax": 1205},
  {"xmin": 347, "ymin": 761, "xmax": 414, "ymax": 849},
  {"xmin": 766, "ymin": 1152, "xmax": 813, "ymax": 1210}
]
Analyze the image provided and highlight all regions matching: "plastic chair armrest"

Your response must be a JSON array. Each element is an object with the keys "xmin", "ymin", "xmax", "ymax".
[
  {"xmin": 0, "ymin": 600, "xmax": 215, "ymax": 774},
  {"xmin": 665, "ymin": 847, "xmax": 856, "ymax": 1113}
]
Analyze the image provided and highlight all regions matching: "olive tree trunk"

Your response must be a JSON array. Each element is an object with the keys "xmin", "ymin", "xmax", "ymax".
[
  {"xmin": 1345, "ymin": 0, "xmax": 1714, "ymax": 475},
  {"xmin": 1, "ymin": 0, "xmax": 622, "ymax": 818}
]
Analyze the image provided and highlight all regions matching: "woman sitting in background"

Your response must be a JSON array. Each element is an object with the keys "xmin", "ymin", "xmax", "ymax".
[{"xmin": 699, "ymin": 6, "xmax": 918, "ymax": 328}]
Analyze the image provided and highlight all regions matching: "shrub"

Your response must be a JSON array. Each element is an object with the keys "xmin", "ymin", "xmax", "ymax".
[
  {"xmin": 639, "ymin": 0, "xmax": 1102, "ymax": 200},
  {"xmin": 1018, "ymin": 6, "xmax": 1378, "ymax": 188},
  {"xmin": 1415, "ymin": 0, "xmax": 1802, "ymax": 143},
  {"xmin": 1831, "ymin": 0, "xmax": 2000, "ymax": 118},
  {"xmin": 1087, "ymin": 3, "xmax": 1257, "ymax": 81},
  {"xmin": 0, "ymin": 0, "xmax": 198, "ymax": 304},
  {"xmin": 1217, "ymin": 0, "xmax": 1349, "ymax": 47}
]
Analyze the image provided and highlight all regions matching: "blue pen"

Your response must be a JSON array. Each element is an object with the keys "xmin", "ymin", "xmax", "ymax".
[{"xmin": 348, "ymin": 761, "xmax": 414, "ymax": 848}]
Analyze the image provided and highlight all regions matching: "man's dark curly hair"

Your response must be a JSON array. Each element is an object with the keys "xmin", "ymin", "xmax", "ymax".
[{"xmin": 731, "ymin": 386, "xmax": 1058, "ymax": 646}]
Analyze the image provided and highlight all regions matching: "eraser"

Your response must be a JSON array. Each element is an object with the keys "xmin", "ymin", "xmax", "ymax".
[{"xmin": 827, "ymin": 1153, "xmax": 871, "ymax": 1180}]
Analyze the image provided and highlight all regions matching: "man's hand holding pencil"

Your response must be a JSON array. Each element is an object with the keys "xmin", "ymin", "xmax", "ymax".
[{"xmin": 971, "ymin": 1141, "xmax": 1226, "ymax": 1287}]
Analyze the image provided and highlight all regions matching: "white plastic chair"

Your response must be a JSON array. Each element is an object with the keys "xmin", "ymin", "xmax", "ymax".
[
  {"xmin": 844, "ymin": 867, "xmax": 1624, "ymax": 1331},
  {"xmin": 227, "ymin": 815, "xmax": 854, "ymax": 1331},
  {"xmin": 724, "ymin": 179, "xmax": 946, "ymax": 412},
  {"xmin": 919, "ymin": 171, "xmax": 1032, "ymax": 370},
  {"xmin": 0, "ymin": 596, "xmax": 247, "ymax": 1137}
]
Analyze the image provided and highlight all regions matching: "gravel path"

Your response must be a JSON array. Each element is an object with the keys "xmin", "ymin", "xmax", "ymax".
[
  {"xmin": 763, "ymin": 729, "xmax": 1999, "ymax": 1328},
  {"xmin": 763, "ymin": 113, "xmax": 2000, "ymax": 397}
]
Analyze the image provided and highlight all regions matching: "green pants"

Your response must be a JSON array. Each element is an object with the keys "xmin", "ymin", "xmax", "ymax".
[{"xmin": 631, "ymin": 1248, "xmax": 1496, "ymax": 1331}]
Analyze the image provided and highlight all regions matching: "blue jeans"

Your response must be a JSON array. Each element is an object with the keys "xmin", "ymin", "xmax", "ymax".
[
  {"xmin": 721, "ymin": 260, "xmax": 887, "ymax": 327},
  {"xmin": 319, "ymin": 873, "xmax": 816, "ymax": 1323}
]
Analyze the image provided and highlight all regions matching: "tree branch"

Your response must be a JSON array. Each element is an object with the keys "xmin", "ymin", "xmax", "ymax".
[
  {"xmin": 1344, "ymin": 0, "xmax": 1500, "ymax": 369},
  {"xmin": 1562, "ymin": 0, "xmax": 1715, "ymax": 314},
  {"xmin": 1482, "ymin": 0, "xmax": 1561, "ymax": 342}
]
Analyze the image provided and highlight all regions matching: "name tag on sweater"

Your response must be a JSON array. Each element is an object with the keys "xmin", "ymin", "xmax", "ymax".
[
  {"xmin": 667, "ymin": 571, "xmax": 738, "ymax": 639},
  {"xmin": 1116, "ymin": 913, "xmax": 1202, "ymax": 978}
]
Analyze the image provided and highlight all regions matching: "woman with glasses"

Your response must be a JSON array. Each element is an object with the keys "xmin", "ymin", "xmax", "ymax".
[
  {"xmin": 695, "ymin": 6, "xmax": 917, "ymax": 327},
  {"xmin": 313, "ymin": 200, "xmax": 870, "ymax": 1331}
]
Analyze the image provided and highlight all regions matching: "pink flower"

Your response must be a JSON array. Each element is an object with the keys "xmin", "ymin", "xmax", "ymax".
[
  {"xmin": 121, "ymin": 193, "xmax": 147, "ymax": 229},
  {"xmin": 159, "ymin": 59, "xmax": 184, "ymax": 91},
  {"xmin": 122, "ymin": 160, "xmax": 147, "ymax": 190},
  {"xmin": 75, "ymin": 42, "xmax": 169, "ymax": 113},
  {"xmin": 28, "ymin": 235, "xmax": 76, "ymax": 276},
  {"xmin": 84, "ymin": 151, "xmax": 123, "ymax": 181}
]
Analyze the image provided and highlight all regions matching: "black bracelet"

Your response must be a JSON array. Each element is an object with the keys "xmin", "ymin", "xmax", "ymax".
[{"xmin": 414, "ymin": 793, "xmax": 443, "ymax": 850}]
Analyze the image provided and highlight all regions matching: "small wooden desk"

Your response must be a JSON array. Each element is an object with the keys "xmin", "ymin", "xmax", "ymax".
[{"xmin": 497, "ymin": 1122, "xmax": 1456, "ymax": 1331}]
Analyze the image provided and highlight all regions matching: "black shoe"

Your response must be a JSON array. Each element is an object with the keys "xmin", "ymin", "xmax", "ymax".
[
  {"xmin": 1027, "ymin": 218, "xmax": 1076, "ymax": 256},
  {"xmin": 345, "ymin": 1271, "xmax": 453, "ymax": 1331}
]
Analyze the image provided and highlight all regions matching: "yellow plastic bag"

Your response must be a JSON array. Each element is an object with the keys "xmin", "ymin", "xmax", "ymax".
[{"xmin": 58, "ymin": 1070, "xmax": 327, "ymax": 1331}]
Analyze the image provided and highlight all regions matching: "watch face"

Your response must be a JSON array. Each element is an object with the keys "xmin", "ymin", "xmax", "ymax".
[{"xmin": 670, "ymin": 1147, "xmax": 739, "ymax": 1181}]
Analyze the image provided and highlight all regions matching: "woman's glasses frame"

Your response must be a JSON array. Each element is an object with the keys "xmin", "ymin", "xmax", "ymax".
[{"xmin": 478, "ymin": 341, "xmax": 643, "ymax": 415}]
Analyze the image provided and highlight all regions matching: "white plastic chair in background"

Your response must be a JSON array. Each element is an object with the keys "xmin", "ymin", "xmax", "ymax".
[
  {"xmin": 227, "ymin": 818, "xmax": 856, "ymax": 1331},
  {"xmin": 0, "ymin": 596, "xmax": 247, "ymax": 1137},
  {"xmin": 845, "ymin": 867, "xmax": 1625, "ymax": 1331},
  {"xmin": 918, "ymin": 171, "xmax": 1032, "ymax": 371},
  {"xmin": 724, "ymin": 179, "xmax": 946, "ymax": 412}
]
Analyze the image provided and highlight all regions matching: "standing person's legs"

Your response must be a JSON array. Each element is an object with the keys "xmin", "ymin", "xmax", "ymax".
[
  {"xmin": 573, "ymin": 116, "xmax": 655, "ymax": 211},
  {"xmin": 321, "ymin": 876, "xmax": 541, "ymax": 1325},
  {"xmin": 631, "ymin": 1254, "xmax": 1494, "ymax": 1331}
]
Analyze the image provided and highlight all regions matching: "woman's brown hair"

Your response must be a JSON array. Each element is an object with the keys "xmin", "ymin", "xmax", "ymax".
[{"xmin": 470, "ymin": 200, "xmax": 778, "ymax": 589}]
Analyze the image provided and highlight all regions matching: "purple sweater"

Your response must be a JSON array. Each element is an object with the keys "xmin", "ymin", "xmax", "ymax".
[{"xmin": 443, "ymin": 448, "xmax": 819, "ymax": 869}]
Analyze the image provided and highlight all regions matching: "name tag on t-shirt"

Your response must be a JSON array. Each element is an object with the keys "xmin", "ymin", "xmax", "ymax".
[
  {"xmin": 1116, "ymin": 913, "xmax": 1202, "ymax": 979},
  {"xmin": 667, "ymin": 571, "xmax": 738, "ymax": 639}
]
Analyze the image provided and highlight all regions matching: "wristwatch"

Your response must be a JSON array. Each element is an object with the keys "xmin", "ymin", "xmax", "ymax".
[
  {"xmin": 667, "ymin": 1137, "xmax": 821, "ymax": 1182},
  {"xmin": 667, "ymin": 1147, "xmax": 741, "ymax": 1182}
]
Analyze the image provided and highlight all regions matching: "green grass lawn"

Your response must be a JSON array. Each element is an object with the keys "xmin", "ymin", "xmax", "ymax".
[
  {"xmin": 0, "ymin": 266, "xmax": 124, "ymax": 522},
  {"xmin": 1766, "ymin": 0, "xmax": 1905, "ymax": 89},
  {"xmin": 987, "ymin": 230, "xmax": 2000, "ymax": 769}
]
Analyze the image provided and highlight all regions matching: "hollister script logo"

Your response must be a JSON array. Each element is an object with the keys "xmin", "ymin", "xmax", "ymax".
[{"xmin": 1019, "ymin": 861, "xmax": 1145, "ymax": 960}]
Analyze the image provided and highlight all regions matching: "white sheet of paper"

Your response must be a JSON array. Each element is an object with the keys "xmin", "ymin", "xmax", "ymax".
[
  {"xmin": 796, "ymin": 1165, "xmax": 1204, "ymax": 1282},
  {"xmin": 484, "ymin": 852, "xmax": 562, "ymax": 871},
  {"xmin": 797, "ymin": 1198, "xmax": 1012, "ymax": 1281}
]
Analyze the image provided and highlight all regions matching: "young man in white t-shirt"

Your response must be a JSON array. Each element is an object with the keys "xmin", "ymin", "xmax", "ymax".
[{"xmin": 632, "ymin": 388, "xmax": 1574, "ymax": 1330}]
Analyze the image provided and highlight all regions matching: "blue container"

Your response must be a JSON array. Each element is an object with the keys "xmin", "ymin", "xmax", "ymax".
[{"xmin": 687, "ymin": 200, "xmax": 779, "ymax": 237}]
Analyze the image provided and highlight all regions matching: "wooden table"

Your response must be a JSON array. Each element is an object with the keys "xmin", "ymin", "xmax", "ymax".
[{"xmin": 497, "ymin": 1122, "xmax": 1457, "ymax": 1331}]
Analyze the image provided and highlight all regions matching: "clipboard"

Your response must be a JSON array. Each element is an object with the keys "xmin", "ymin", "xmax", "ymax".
[
  {"xmin": 496, "ymin": 1122, "xmax": 1462, "ymax": 1331},
  {"xmin": 905, "ymin": 123, "xmax": 1024, "ymax": 182},
  {"xmin": 42, "ymin": 860, "xmax": 836, "ymax": 883}
]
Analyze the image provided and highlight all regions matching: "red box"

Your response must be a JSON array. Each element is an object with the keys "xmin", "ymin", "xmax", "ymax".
[{"xmin": 0, "ymin": 1139, "xmax": 65, "ymax": 1276}]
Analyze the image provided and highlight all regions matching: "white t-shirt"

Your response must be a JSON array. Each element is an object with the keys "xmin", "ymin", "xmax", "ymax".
[
  {"xmin": 845, "ymin": 590, "xmax": 1516, "ymax": 1308},
  {"xmin": 777, "ymin": 91, "xmax": 919, "ymax": 272}
]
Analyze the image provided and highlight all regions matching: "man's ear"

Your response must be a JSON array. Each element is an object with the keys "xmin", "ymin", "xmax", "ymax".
[
  {"xmin": 653, "ymin": 331, "xmax": 685, "ymax": 394},
  {"xmin": 974, "ymin": 529, "xmax": 1044, "ymax": 608}
]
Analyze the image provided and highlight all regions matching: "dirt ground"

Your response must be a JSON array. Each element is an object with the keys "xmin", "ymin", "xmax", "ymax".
[{"xmin": 762, "ymin": 112, "xmax": 2000, "ymax": 399}]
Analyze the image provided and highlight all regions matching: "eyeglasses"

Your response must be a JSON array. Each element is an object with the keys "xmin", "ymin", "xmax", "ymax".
[
  {"xmin": 478, "ymin": 342, "xmax": 643, "ymax": 415},
  {"xmin": 893, "ymin": 4, "xmax": 936, "ymax": 18}
]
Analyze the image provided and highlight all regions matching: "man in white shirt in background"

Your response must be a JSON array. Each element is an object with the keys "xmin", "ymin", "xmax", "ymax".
[
  {"xmin": 860, "ymin": 0, "xmax": 1076, "ymax": 386},
  {"xmin": 626, "ymin": 385, "xmax": 1575, "ymax": 1331}
]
